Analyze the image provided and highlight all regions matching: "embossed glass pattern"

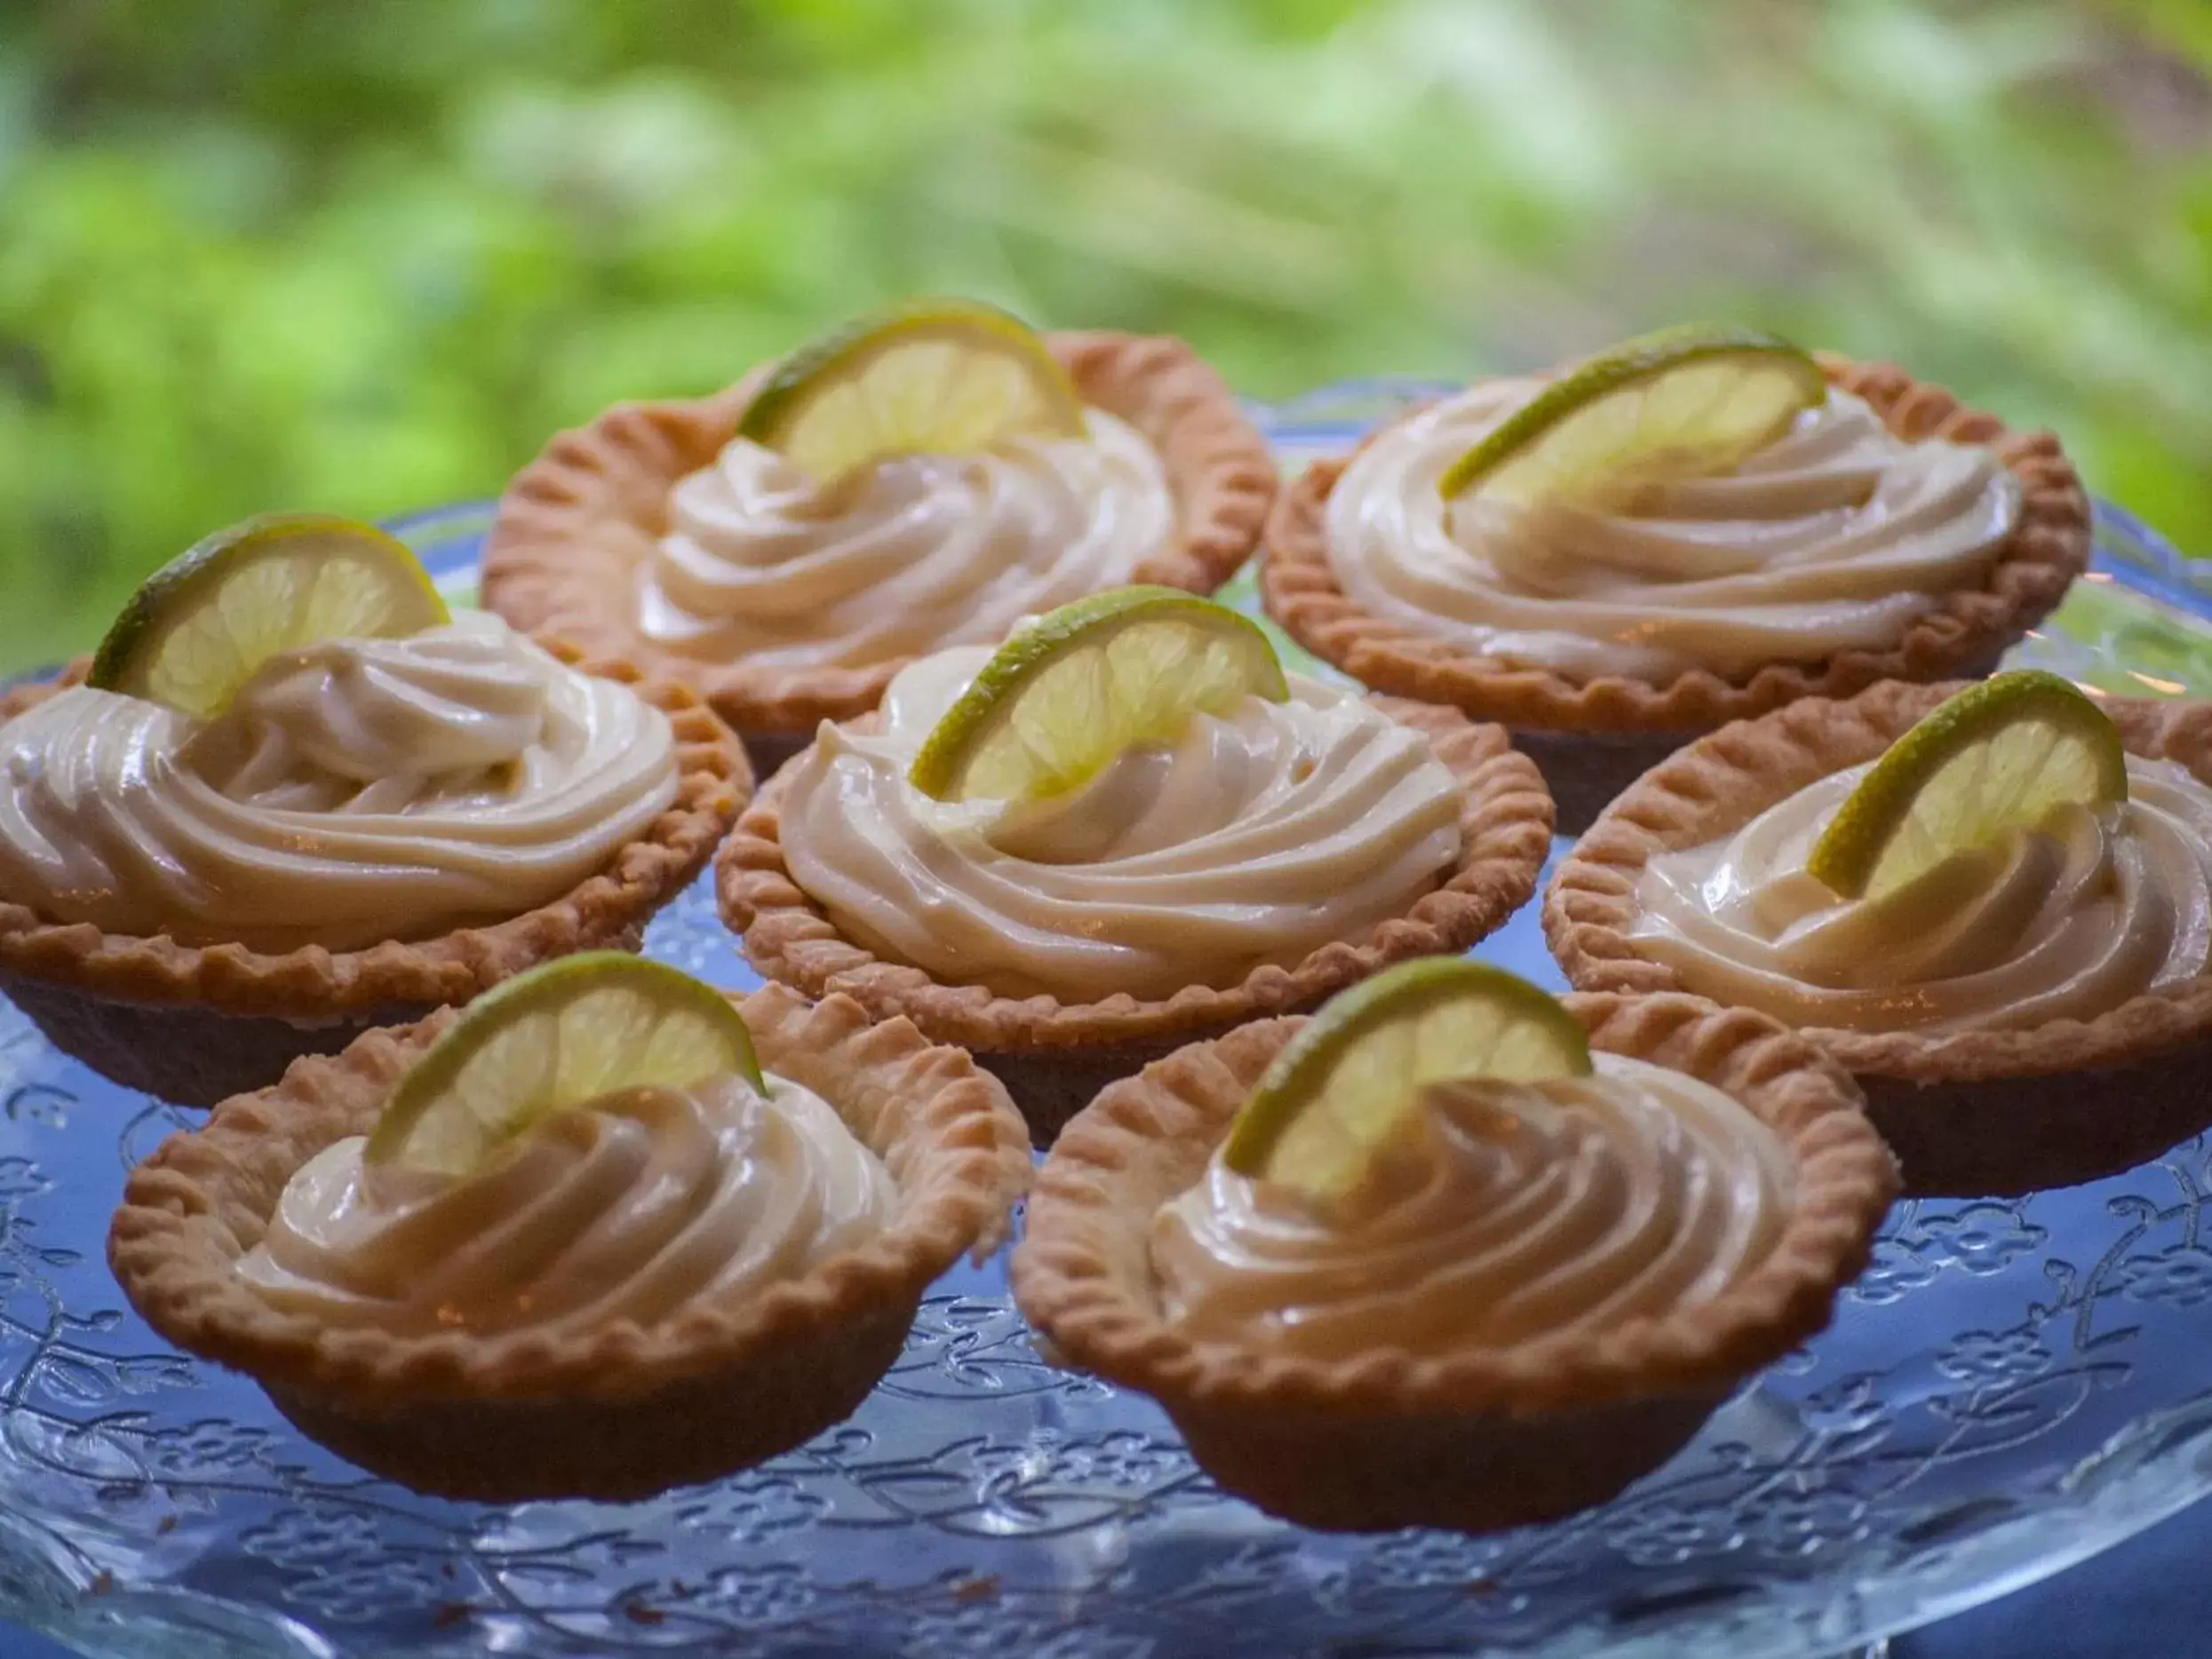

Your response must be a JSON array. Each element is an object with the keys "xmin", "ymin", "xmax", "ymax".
[{"xmin": 2, "ymin": 390, "xmax": 2211, "ymax": 1658}]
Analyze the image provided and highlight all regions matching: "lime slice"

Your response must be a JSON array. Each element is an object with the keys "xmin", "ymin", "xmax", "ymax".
[
  {"xmin": 736, "ymin": 298, "xmax": 1086, "ymax": 480},
  {"xmin": 366, "ymin": 953, "xmax": 764, "ymax": 1177},
  {"xmin": 1437, "ymin": 323, "xmax": 1828, "ymax": 505},
  {"xmin": 907, "ymin": 586, "xmax": 1289, "ymax": 805},
  {"xmin": 88, "ymin": 512, "xmax": 450, "ymax": 718},
  {"xmin": 1805, "ymin": 670, "xmax": 2128, "ymax": 901},
  {"xmin": 1221, "ymin": 957, "xmax": 1592, "ymax": 1197}
]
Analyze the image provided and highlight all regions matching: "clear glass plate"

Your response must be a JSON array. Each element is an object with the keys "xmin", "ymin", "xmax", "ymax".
[{"xmin": 5, "ymin": 387, "xmax": 2212, "ymax": 1659}]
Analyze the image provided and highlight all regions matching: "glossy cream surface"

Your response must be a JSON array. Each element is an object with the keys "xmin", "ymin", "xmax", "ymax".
[
  {"xmin": 775, "ymin": 645, "xmax": 1464, "ymax": 1001},
  {"xmin": 238, "ymin": 1074, "xmax": 895, "ymax": 1337},
  {"xmin": 1629, "ymin": 756, "xmax": 2212, "ymax": 1034},
  {"xmin": 1325, "ymin": 381, "xmax": 2022, "ymax": 679},
  {"xmin": 1151, "ymin": 1055, "xmax": 1794, "ymax": 1355},
  {"xmin": 639, "ymin": 411, "xmax": 1174, "ymax": 669},
  {"xmin": 0, "ymin": 613, "xmax": 678, "ymax": 950}
]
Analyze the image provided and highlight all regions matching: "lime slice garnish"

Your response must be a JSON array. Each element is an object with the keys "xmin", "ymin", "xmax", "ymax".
[
  {"xmin": 736, "ymin": 298, "xmax": 1086, "ymax": 480},
  {"xmin": 366, "ymin": 953, "xmax": 764, "ymax": 1177},
  {"xmin": 88, "ymin": 512, "xmax": 450, "ymax": 718},
  {"xmin": 1221, "ymin": 957, "xmax": 1593, "ymax": 1198},
  {"xmin": 1437, "ymin": 322, "xmax": 1828, "ymax": 506},
  {"xmin": 1805, "ymin": 670, "xmax": 2129, "ymax": 901},
  {"xmin": 906, "ymin": 586, "xmax": 1289, "ymax": 805}
]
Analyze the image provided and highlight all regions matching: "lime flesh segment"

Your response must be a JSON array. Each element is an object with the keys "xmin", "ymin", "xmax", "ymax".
[
  {"xmin": 906, "ymin": 587, "xmax": 1289, "ymax": 805},
  {"xmin": 736, "ymin": 298, "xmax": 1086, "ymax": 480},
  {"xmin": 1805, "ymin": 670, "xmax": 2129, "ymax": 901},
  {"xmin": 367, "ymin": 953, "xmax": 764, "ymax": 1177},
  {"xmin": 1437, "ymin": 323, "xmax": 1828, "ymax": 506},
  {"xmin": 1221, "ymin": 957, "xmax": 1593, "ymax": 1198},
  {"xmin": 88, "ymin": 512, "xmax": 449, "ymax": 718}
]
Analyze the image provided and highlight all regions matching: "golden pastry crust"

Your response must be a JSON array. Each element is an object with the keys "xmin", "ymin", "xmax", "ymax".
[
  {"xmin": 107, "ymin": 984, "xmax": 1031, "ymax": 1496},
  {"xmin": 1261, "ymin": 355, "xmax": 2089, "ymax": 737},
  {"xmin": 481, "ymin": 330, "xmax": 1277, "ymax": 737},
  {"xmin": 0, "ymin": 642, "xmax": 749, "ymax": 1018},
  {"xmin": 1546, "ymin": 679, "xmax": 2212, "ymax": 1085},
  {"xmin": 716, "ymin": 696, "xmax": 1554, "ymax": 1054},
  {"xmin": 1008, "ymin": 993, "xmax": 1895, "ymax": 1528}
]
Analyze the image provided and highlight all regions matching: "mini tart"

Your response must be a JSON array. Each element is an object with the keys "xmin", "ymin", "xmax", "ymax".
[
  {"xmin": 718, "ymin": 698, "xmax": 1553, "ymax": 1142},
  {"xmin": 1548, "ymin": 680, "xmax": 2212, "ymax": 1196},
  {"xmin": 1261, "ymin": 355, "xmax": 2091, "ymax": 833},
  {"xmin": 1011, "ymin": 990, "xmax": 1897, "ymax": 1533},
  {"xmin": 107, "ymin": 982, "xmax": 1031, "ymax": 1502},
  {"xmin": 481, "ymin": 331, "xmax": 1277, "ymax": 770},
  {"xmin": 0, "ymin": 643, "xmax": 748, "ymax": 1109}
]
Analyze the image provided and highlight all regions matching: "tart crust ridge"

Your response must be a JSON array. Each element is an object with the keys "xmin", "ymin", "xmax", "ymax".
[
  {"xmin": 1010, "ymin": 990, "xmax": 1898, "ymax": 1417},
  {"xmin": 0, "ymin": 643, "xmax": 751, "ymax": 1017},
  {"xmin": 107, "ymin": 982, "xmax": 1033, "ymax": 1411},
  {"xmin": 716, "ymin": 695, "xmax": 1555, "ymax": 1053},
  {"xmin": 1544, "ymin": 679, "xmax": 2212, "ymax": 1084},
  {"xmin": 1260, "ymin": 354, "xmax": 2090, "ymax": 736},
  {"xmin": 481, "ymin": 330, "xmax": 1278, "ymax": 735}
]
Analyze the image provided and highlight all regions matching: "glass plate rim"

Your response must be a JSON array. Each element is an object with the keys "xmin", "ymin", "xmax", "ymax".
[{"xmin": 2, "ymin": 386, "xmax": 2211, "ymax": 1659}]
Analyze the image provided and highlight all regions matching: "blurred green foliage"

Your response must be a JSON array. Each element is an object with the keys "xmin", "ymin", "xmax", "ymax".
[{"xmin": 2, "ymin": 0, "xmax": 2207, "ymax": 671}]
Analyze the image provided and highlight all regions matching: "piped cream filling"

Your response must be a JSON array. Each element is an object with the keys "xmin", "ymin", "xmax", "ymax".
[
  {"xmin": 1325, "ymin": 382, "xmax": 2021, "ymax": 679},
  {"xmin": 774, "ymin": 645, "xmax": 1464, "ymax": 1002},
  {"xmin": 639, "ymin": 410, "xmax": 1174, "ymax": 669},
  {"xmin": 0, "ymin": 613, "xmax": 679, "ymax": 950},
  {"xmin": 1628, "ymin": 755, "xmax": 2212, "ymax": 1034},
  {"xmin": 1151, "ymin": 1055, "xmax": 1794, "ymax": 1355},
  {"xmin": 238, "ymin": 1074, "xmax": 895, "ymax": 1338}
]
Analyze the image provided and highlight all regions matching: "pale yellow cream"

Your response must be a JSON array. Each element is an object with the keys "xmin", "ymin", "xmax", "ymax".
[
  {"xmin": 1631, "ymin": 757, "xmax": 2212, "ymax": 1033},
  {"xmin": 1152, "ymin": 1056, "xmax": 1794, "ymax": 1355},
  {"xmin": 0, "ymin": 612, "xmax": 678, "ymax": 950},
  {"xmin": 776, "ymin": 645, "xmax": 1464, "ymax": 1002},
  {"xmin": 639, "ymin": 411, "xmax": 1174, "ymax": 669},
  {"xmin": 1325, "ymin": 381, "xmax": 2022, "ymax": 679},
  {"xmin": 238, "ymin": 1074, "xmax": 895, "ymax": 1337}
]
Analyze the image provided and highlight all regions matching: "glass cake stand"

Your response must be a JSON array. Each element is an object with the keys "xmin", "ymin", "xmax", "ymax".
[{"xmin": 4, "ymin": 386, "xmax": 2212, "ymax": 1659}]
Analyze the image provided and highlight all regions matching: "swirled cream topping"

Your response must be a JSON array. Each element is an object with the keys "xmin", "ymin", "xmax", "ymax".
[
  {"xmin": 237, "ymin": 1074, "xmax": 895, "ymax": 1337},
  {"xmin": 1631, "ymin": 757, "xmax": 2212, "ymax": 1033},
  {"xmin": 0, "ymin": 612, "xmax": 679, "ymax": 951},
  {"xmin": 776, "ymin": 645, "xmax": 1463, "ymax": 1002},
  {"xmin": 639, "ymin": 411, "xmax": 1174, "ymax": 669},
  {"xmin": 1325, "ymin": 381, "xmax": 2022, "ymax": 680},
  {"xmin": 1152, "ymin": 1055, "xmax": 1794, "ymax": 1355}
]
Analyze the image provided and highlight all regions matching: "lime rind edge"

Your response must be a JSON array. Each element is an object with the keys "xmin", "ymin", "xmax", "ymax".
[
  {"xmin": 906, "ymin": 588, "xmax": 1287, "ymax": 803},
  {"xmin": 1436, "ymin": 325, "xmax": 1826, "ymax": 501},
  {"xmin": 1219, "ymin": 958, "xmax": 1590, "ymax": 1180},
  {"xmin": 86, "ymin": 512, "xmax": 447, "ymax": 702},
  {"xmin": 364, "ymin": 953, "xmax": 762, "ymax": 1170},
  {"xmin": 736, "ymin": 298, "xmax": 1083, "ymax": 452},
  {"xmin": 1804, "ymin": 671, "xmax": 2128, "ymax": 899}
]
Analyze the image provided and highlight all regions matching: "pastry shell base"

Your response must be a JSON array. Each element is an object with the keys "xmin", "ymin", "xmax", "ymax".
[
  {"xmin": 1547, "ymin": 680, "xmax": 2212, "ymax": 1195},
  {"xmin": 107, "ymin": 984, "xmax": 1032, "ymax": 1502},
  {"xmin": 481, "ymin": 330, "xmax": 1277, "ymax": 772},
  {"xmin": 1261, "ymin": 355, "xmax": 2091, "ymax": 832},
  {"xmin": 1010, "ymin": 992, "xmax": 1898, "ymax": 1532},
  {"xmin": 716, "ymin": 697, "xmax": 1555, "ymax": 1141},
  {"xmin": 0, "ymin": 646, "xmax": 750, "ymax": 1107}
]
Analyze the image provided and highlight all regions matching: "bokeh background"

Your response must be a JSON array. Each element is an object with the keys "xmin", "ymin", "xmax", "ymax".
[{"xmin": 3, "ymin": 0, "xmax": 2207, "ymax": 672}]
